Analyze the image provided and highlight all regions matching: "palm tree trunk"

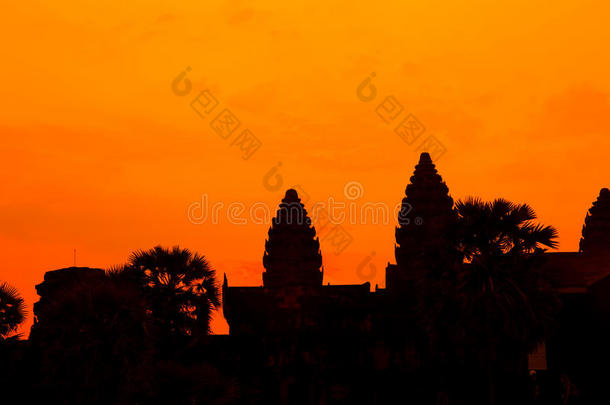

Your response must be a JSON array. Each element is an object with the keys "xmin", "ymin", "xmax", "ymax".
[
  {"xmin": 487, "ymin": 351, "xmax": 495, "ymax": 405},
  {"xmin": 487, "ymin": 274, "xmax": 496, "ymax": 405},
  {"xmin": 487, "ymin": 324, "xmax": 495, "ymax": 405}
]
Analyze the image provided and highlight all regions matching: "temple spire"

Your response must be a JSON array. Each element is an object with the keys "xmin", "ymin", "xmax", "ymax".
[
  {"xmin": 388, "ymin": 153, "xmax": 456, "ymax": 292},
  {"xmin": 579, "ymin": 188, "xmax": 610, "ymax": 255},
  {"xmin": 262, "ymin": 189, "xmax": 323, "ymax": 288}
]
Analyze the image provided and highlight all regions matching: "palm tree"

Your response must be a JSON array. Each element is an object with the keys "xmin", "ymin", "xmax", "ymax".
[
  {"xmin": 454, "ymin": 198, "xmax": 559, "ymax": 405},
  {"xmin": 0, "ymin": 282, "xmax": 26, "ymax": 340},
  {"xmin": 119, "ymin": 246, "xmax": 220, "ymax": 339}
]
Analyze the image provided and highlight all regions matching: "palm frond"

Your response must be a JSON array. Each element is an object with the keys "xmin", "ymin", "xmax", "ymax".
[
  {"xmin": 121, "ymin": 245, "xmax": 221, "ymax": 337},
  {"xmin": 0, "ymin": 282, "xmax": 27, "ymax": 339}
]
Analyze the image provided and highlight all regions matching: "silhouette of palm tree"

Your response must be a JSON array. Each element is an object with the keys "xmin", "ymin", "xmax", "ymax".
[
  {"xmin": 121, "ymin": 246, "xmax": 220, "ymax": 338},
  {"xmin": 454, "ymin": 198, "xmax": 559, "ymax": 405},
  {"xmin": 0, "ymin": 282, "xmax": 26, "ymax": 340}
]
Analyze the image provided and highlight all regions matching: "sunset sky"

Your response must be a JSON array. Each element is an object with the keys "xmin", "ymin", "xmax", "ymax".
[{"xmin": 1, "ymin": 1, "xmax": 609, "ymax": 334}]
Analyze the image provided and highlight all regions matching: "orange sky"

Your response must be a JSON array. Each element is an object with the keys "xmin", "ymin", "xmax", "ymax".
[{"xmin": 1, "ymin": 1, "xmax": 609, "ymax": 335}]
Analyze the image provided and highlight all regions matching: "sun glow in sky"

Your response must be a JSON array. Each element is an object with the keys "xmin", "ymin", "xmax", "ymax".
[{"xmin": 1, "ymin": 0, "xmax": 610, "ymax": 334}]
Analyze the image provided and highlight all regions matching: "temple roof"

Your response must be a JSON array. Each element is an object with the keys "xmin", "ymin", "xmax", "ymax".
[
  {"xmin": 36, "ymin": 267, "xmax": 105, "ymax": 293},
  {"xmin": 42, "ymin": 266, "xmax": 104, "ymax": 280},
  {"xmin": 541, "ymin": 252, "xmax": 610, "ymax": 291}
]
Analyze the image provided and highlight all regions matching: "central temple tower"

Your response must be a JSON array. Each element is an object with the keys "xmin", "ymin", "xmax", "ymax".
[{"xmin": 386, "ymin": 152, "xmax": 457, "ymax": 293}]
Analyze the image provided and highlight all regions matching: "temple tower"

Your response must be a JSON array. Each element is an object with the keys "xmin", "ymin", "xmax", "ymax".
[
  {"xmin": 30, "ymin": 267, "xmax": 106, "ymax": 338},
  {"xmin": 262, "ymin": 189, "xmax": 323, "ymax": 288},
  {"xmin": 387, "ymin": 152, "xmax": 457, "ymax": 293},
  {"xmin": 579, "ymin": 188, "xmax": 610, "ymax": 255}
]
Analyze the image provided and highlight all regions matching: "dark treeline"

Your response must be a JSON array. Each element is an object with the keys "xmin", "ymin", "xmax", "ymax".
[{"xmin": 1, "ymin": 247, "xmax": 237, "ymax": 404}]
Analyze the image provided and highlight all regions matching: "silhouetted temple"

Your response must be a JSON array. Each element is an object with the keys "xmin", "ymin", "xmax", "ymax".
[
  {"xmin": 222, "ymin": 153, "xmax": 610, "ymax": 404},
  {"xmin": 386, "ymin": 151, "xmax": 457, "ymax": 293},
  {"xmin": 29, "ymin": 154, "xmax": 610, "ymax": 404},
  {"xmin": 262, "ymin": 188, "xmax": 323, "ymax": 289},
  {"xmin": 224, "ymin": 188, "xmax": 370, "ymax": 336},
  {"xmin": 30, "ymin": 266, "xmax": 106, "ymax": 339},
  {"xmin": 579, "ymin": 187, "xmax": 610, "ymax": 254}
]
